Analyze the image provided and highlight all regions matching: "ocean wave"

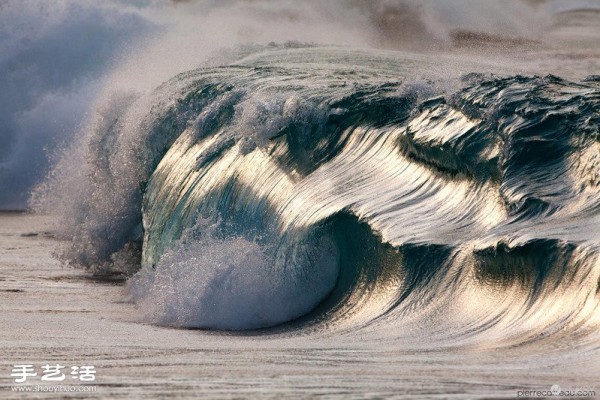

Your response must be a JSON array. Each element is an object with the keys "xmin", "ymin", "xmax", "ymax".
[{"xmin": 33, "ymin": 47, "xmax": 600, "ymax": 336}]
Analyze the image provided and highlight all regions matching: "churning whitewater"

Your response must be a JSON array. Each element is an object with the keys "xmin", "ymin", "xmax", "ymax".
[{"xmin": 34, "ymin": 47, "xmax": 600, "ymax": 339}]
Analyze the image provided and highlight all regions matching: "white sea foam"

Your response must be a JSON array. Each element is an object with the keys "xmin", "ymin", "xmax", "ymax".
[{"xmin": 128, "ymin": 219, "xmax": 339, "ymax": 329}]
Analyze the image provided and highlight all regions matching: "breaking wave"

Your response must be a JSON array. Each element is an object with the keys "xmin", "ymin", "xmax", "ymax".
[{"xmin": 34, "ymin": 47, "xmax": 600, "ymax": 339}]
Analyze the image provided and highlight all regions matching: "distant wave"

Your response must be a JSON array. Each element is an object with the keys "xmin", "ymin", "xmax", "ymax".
[{"xmin": 33, "ymin": 48, "xmax": 600, "ymax": 339}]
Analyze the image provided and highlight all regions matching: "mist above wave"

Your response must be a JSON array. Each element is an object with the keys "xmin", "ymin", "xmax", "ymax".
[{"xmin": 0, "ymin": 0, "xmax": 153, "ymax": 209}]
